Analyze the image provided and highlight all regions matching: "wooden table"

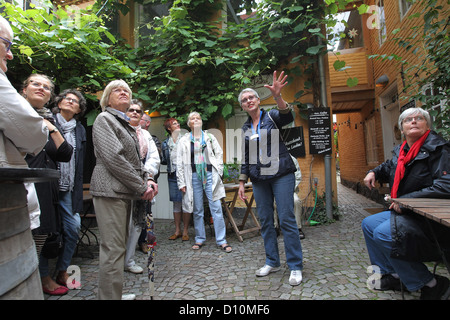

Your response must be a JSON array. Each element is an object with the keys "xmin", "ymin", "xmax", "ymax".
[
  {"xmin": 391, "ymin": 198, "xmax": 450, "ymax": 275},
  {"xmin": 222, "ymin": 183, "xmax": 261, "ymax": 242},
  {"xmin": 391, "ymin": 198, "xmax": 450, "ymax": 228}
]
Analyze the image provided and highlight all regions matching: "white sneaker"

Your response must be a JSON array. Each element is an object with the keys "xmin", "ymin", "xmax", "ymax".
[
  {"xmin": 125, "ymin": 265, "xmax": 144, "ymax": 274},
  {"xmin": 255, "ymin": 265, "xmax": 280, "ymax": 277},
  {"xmin": 289, "ymin": 270, "xmax": 302, "ymax": 286},
  {"xmin": 121, "ymin": 293, "xmax": 136, "ymax": 300}
]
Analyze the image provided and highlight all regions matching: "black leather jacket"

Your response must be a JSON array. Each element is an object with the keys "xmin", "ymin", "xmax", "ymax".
[{"xmin": 371, "ymin": 130, "xmax": 450, "ymax": 261}]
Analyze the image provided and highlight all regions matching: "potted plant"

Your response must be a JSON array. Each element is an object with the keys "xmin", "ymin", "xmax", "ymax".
[{"xmin": 223, "ymin": 160, "xmax": 241, "ymax": 184}]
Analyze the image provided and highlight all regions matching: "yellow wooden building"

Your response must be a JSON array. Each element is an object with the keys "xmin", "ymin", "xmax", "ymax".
[{"xmin": 329, "ymin": 0, "xmax": 447, "ymax": 202}]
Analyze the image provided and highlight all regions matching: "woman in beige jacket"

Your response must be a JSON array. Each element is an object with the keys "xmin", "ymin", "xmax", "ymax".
[
  {"xmin": 90, "ymin": 80, "xmax": 157, "ymax": 300},
  {"xmin": 176, "ymin": 112, "xmax": 231, "ymax": 252}
]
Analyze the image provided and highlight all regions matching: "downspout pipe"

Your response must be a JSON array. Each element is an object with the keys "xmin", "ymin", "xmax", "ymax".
[
  {"xmin": 317, "ymin": 36, "xmax": 333, "ymax": 220},
  {"xmin": 227, "ymin": 0, "xmax": 240, "ymax": 24}
]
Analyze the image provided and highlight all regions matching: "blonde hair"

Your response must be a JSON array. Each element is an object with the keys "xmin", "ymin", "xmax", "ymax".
[
  {"xmin": 99, "ymin": 79, "xmax": 132, "ymax": 111},
  {"xmin": 187, "ymin": 111, "xmax": 201, "ymax": 126},
  {"xmin": 22, "ymin": 74, "xmax": 55, "ymax": 93}
]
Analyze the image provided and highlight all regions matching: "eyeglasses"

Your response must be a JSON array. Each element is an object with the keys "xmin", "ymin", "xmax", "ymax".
[
  {"xmin": 0, "ymin": 36, "xmax": 12, "ymax": 52},
  {"xmin": 171, "ymin": 122, "xmax": 179, "ymax": 126},
  {"xmin": 30, "ymin": 80, "xmax": 52, "ymax": 92},
  {"xmin": 63, "ymin": 97, "xmax": 79, "ymax": 104},
  {"xmin": 241, "ymin": 95, "xmax": 257, "ymax": 105},
  {"xmin": 127, "ymin": 108, "xmax": 142, "ymax": 114},
  {"xmin": 403, "ymin": 116, "xmax": 425, "ymax": 124}
]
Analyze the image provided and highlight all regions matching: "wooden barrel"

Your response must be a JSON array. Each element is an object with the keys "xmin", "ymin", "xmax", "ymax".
[
  {"xmin": 0, "ymin": 182, "xmax": 43, "ymax": 300},
  {"xmin": 0, "ymin": 168, "xmax": 59, "ymax": 300}
]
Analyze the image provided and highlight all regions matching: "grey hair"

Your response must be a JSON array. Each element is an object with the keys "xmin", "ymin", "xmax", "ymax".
[
  {"xmin": 187, "ymin": 111, "xmax": 201, "ymax": 126},
  {"xmin": 0, "ymin": 16, "xmax": 13, "ymax": 39},
  {"xmin": 99, "ymin": 79, "xmax": 132, "ymax": 111},
  {"xmin": 238, "ymin": 88, "xmax": 259, "ymax": 105},
  {"xmin": 130, "ymin": 99, "xmax": 143, "ymax": 109},
  {"xmin": 398, "ymin": 107, "xmax": 432, "ymax": 131},
  {"xmin": 53, "ymin": 88, "xmax": 87, "ymax": 121},
  {"xmin": 141, "ymin": 112, "xmax": 151, "ymax": 122}
]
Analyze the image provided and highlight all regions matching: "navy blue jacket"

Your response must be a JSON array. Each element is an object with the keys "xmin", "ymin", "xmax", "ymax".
[
  {"xmin": 371, "ymin": 131, "xmax": 450, "ymax": 261},
  {"xmin": 240, "ymin": 108, "xmax": 296, "ymax": 183}
]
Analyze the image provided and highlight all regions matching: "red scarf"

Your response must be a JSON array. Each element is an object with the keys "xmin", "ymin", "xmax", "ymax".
[{"xmin": 391, "ymin": 130, "xmax": 430, "ymax": 198}]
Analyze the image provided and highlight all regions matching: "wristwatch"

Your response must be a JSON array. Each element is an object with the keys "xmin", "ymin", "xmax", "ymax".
[{"xmin": 49, "ymin": 128, "xmax": 59, "ymax": 134}]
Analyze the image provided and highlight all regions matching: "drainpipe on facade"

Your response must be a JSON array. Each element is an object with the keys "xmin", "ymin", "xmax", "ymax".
[{"xmin": 317, "ymin": 36, "xmax": 334, "ymax": 220}]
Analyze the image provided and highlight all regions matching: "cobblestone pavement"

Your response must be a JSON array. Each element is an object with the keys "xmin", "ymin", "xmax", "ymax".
[{"xmin": 46, "ymin": 182, "xmax": 448, "ymax": 301}]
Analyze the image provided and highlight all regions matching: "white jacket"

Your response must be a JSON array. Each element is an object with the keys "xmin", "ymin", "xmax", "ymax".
[
  {"xmin": 0, "ymin": 70, "xmax": 48, "ymax": 229},
  {"xmin": 176, "ymin": 131, "xmax": 225, "ymax": 213},
  {"xmin": 141, "ymin": 129, "xmax": 160, "ymax": 179},
  {"xmin": 0, "ymin": 70, "xmax": 48, "ymax": 168}
]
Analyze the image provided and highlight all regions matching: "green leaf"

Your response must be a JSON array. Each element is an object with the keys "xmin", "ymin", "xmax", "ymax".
[
  {"xmin": 48, "ymin": 41, "xmax": 66, "ymax": 48},
  {"xmin": 269, "ymin": 29, "xmax": 283, "ymax": 39},
  {"xmin": 90, "ymin": 79, "xmax": 101, "ymax": 87},
  {"xmin": 18, "ymin": 45, "xmax": 33, "ymax": 57},
  {"xmin": 85, "ymin": 109, "xmax": 100, "ymax": 126},
  {"xmin": 221, "ymin": 103, "xmax": 233, "ymax": 118},
  {"xmin": 358, "ymin": 4, "xmax": 369, "ymax": 15},
  {"xmin": 308, "ymin": 28, "xmax": 321, "ymax": 34},
  {"xmin": 293, "ymin": 23, "xmax": 307, "ymax": 33},
  {"xmin": 333, "ymin": 60, "xmax": 346, "ymax": 71},
  {"xmin": 306, "ymin": 45, "xmax": 323, "ymax": 55},
  {"xmin": 346, "ymin": 77, "xmax": 359, "ymax": 87},
  {"xmin": 215, "ymin": 57, "xmax": 225, "ymax": 65}
]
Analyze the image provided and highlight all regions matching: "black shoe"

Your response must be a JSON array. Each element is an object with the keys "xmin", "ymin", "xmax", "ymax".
[
  {"xmin": 420, "ymin": 275, "xmax": 450, "ymax": 300},
  {"xmin": 299, "ymin": 229, "xmax": 305, "ymax": 239},
  {"xmin": 375, "ymin": 274, "xmax": 402, "ymax": 291}
]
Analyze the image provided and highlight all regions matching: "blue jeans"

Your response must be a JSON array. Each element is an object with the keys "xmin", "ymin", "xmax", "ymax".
[
  {"xmin": 252, "ymin": 173, "xmax": 303, "ymax": 271},
  {"xmin": 39, "ymin": 191, "xmax": 81, "ymax": 276},
  {"xmin": 361, "ymin": 210, "xmax": 434, "ymax": 291},
  {"xmin": 192, "ymin": 171, "xmax": 227, "ymax": 246}
]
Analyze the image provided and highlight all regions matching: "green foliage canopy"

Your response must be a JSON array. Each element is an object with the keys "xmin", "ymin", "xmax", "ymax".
[
  {"xmin": 2, "ymin": 1, "xmax": 132, "ymax": 105},
  {"xmin": 115, "ymin": 0, "xmax": 333, "ymax": 124},
  {"xmin": 1, "ymin": 0, "xmax": 447, "ymax": 137}
]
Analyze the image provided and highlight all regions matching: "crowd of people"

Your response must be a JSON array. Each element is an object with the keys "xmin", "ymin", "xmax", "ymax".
[{"xmin": 1, "ymin": 14, "xmax": 449, "ymax": 301}]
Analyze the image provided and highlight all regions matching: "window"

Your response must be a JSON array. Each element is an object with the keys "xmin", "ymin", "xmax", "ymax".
[
  {"xmin": 328, "ymin": 10, "xmax": 364, "ymax": 51},
  {"xmin": 364, "ymin": 117, "xmax": 378, "ymax": 164},
  {"xmin": 135, "ymin": 1, "xmax": 172, "ymax": 42},
  {"xmin": 399, "ymin": 0, "xmax": 413, "ymax": 19},
  {"xmin": 422, "ymin": 84, "xmax": 449, "ymax": 132},
  {"xmin": 377, "ymin": 0, "xmax": 387, "ymax": 45}
]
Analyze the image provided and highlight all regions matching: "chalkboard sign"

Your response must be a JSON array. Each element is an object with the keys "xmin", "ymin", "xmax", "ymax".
[
  {"xmin": 280, "ymin": 126, "xmax": 306, "ymax": 157},
  {"xmin": 308, "ymin": 107, "xmax": 332, "ymax": 155}
]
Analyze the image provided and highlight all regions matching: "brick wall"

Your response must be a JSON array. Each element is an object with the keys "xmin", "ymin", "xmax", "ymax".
[{"xmin": 338, "ymin": 0, "xmax": 446, "ymax": 190}]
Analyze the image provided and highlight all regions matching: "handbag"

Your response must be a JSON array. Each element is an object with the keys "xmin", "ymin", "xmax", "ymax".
[
  {"xmin": 41, "ymin": 232, "xmax": 63, "ymax": 259},
  {"xmin": 132, "ymin": 199, "xmax": 148, "ymax": 228}
]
